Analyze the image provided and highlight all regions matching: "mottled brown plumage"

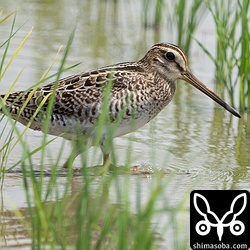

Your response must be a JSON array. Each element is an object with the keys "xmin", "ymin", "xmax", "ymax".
[{"xmin": 0, "ymin": 43, "xmax": 240, "ymax": 169}]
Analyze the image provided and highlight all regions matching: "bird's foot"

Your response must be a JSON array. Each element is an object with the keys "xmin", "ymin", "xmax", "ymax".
[{"xmin": 96, "ymin": 163, "xmax": 116, "ymax": 175}]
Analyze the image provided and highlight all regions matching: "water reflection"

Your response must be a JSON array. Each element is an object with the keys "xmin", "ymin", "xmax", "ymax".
[{"xmin": 0, "ymin": 174, "xmax": 170, "ymax": 249}]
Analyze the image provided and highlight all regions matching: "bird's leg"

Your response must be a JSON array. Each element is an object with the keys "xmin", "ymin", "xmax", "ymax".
[
  {"xmin": 62, "ymin": 150, "xmax": 80, "ymax": 169},
  {"xmin": 103, "ymin": 152, "xmax": 110, "ymax": 167},
  {"xmin": 98, "ymin": 141, "xmax": 114, "ymax": 173},
  {"xmin": 62, "ymin": 139, "xmax": 87, "ymax": 169}
]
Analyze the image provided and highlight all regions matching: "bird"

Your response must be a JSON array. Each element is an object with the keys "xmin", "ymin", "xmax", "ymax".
[{"xmin": 0, "ymin": 43, "xmax": 241, "ymax": 171}]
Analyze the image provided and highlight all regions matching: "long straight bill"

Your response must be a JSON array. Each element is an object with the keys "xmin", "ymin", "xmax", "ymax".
[{"xmin": 182, "ymin": 71, "xmax": 241, "ymax": 118}]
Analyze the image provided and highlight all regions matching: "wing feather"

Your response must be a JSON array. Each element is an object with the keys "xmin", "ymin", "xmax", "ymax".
[{"xmin": 2, "ymin": 63, "xmax": 148, "ymax": 119}]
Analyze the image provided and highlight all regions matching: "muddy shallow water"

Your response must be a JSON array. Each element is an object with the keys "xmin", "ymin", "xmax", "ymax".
[{"xmin": 0, "ymin": 0, "xmax": 250, "ymax": 249}]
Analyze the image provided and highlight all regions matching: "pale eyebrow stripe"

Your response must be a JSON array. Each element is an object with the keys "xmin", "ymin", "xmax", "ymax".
[{"xmin": 152, "ymin": 43, "xmax": 187, "ymax": 64}]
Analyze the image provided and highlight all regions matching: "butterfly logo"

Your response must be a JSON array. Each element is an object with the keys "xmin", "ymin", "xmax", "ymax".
[{"xmin": 193, "ymin": 193, "xmax": 247, "ymax": 241}]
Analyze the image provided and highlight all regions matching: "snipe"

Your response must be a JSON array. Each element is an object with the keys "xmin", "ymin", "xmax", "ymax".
[{"xmin": 0, "ymin": 43, "xmax": 240, "ymax": 170}]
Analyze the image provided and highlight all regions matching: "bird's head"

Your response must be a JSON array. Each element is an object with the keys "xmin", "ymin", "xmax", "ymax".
[{"xmin": 140, "ymin": 43, "xmax": 240, "ymax": 118}]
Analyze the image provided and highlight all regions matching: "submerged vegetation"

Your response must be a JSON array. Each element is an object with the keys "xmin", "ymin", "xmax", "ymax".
[
  {"xmin": 196, "ymin": 0, "xmax": 250, "ymax": 111},
  {"xmin": 142, "ymin": 0, "xmax": 206, "ymax": 56},
  {"xmin": 143, "ymin": 0, "xmax": 250, "ymax": 111}
]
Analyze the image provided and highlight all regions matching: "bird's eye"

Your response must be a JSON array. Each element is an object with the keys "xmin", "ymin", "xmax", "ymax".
[{"xmin": 165, "ymin": 52, "xmax": 175, "ymax": 61}]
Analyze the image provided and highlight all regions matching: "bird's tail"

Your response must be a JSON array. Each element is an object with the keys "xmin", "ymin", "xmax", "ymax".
[
  {"xmin": 0, "ymin": 93, "xmax": 19, "ymax": 115},
  {"xmin": 0, "ymin": 93, "xmax": 17, "ymax": 114},
  {"xmin": 0, "ymin": 94, "xmax": 5, "ymax": 113}
]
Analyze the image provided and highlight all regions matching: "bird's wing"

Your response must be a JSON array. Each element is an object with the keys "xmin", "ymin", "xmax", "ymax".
[{"xmin": 3, "ymin": 63, "xmax": 148, "ymax": 118}]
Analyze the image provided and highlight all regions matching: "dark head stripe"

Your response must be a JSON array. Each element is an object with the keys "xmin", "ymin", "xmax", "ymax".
[{"xmin": 151, "ymin": 43, "xmax": 187, "ymax": 65}]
